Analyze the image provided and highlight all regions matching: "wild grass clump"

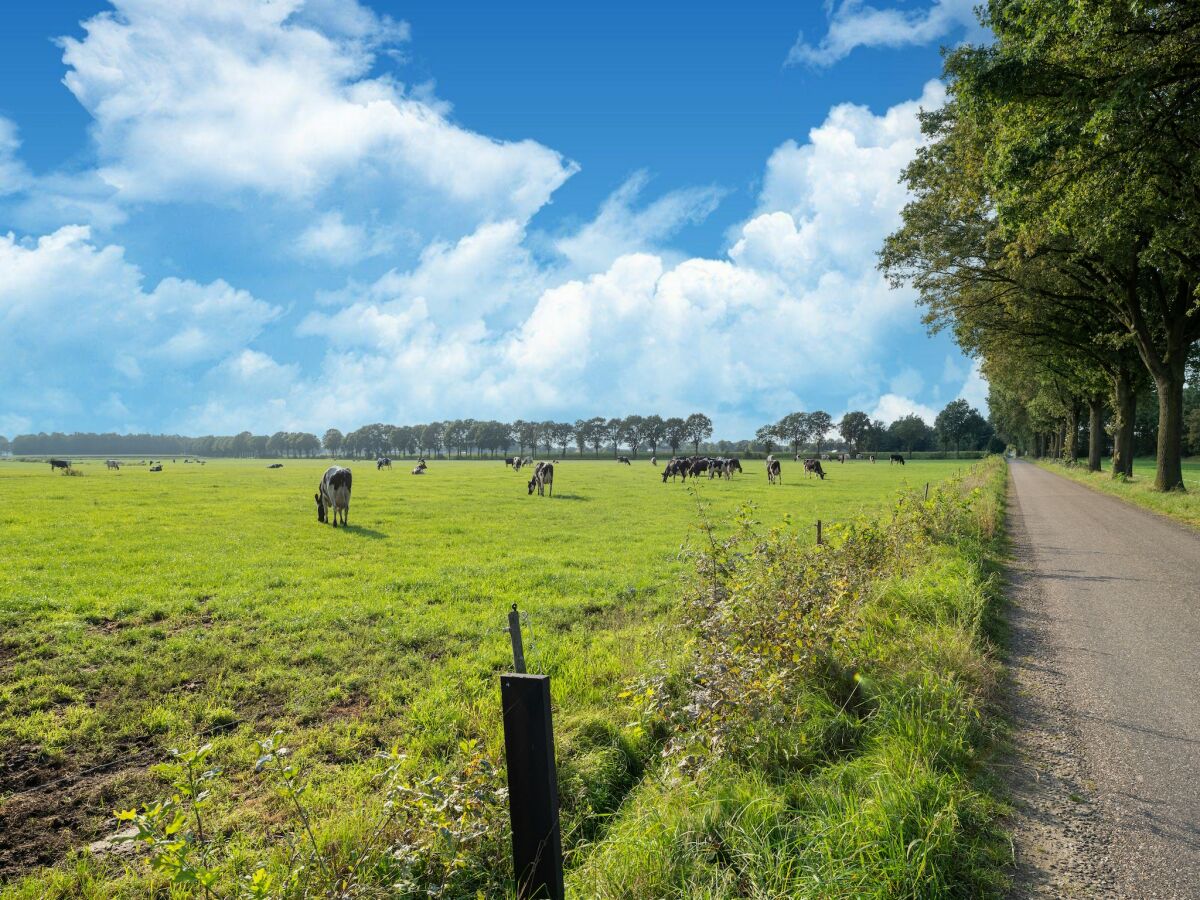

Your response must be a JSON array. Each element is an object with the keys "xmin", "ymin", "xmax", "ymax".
[{"xmin": 572, "ymin": 457, "xmax": 1010, "ymax": 897}]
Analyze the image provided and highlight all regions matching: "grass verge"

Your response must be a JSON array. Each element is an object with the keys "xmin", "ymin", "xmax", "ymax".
[
  {"xmin": 1033, "ymin": 458, "xmax": 1200, "ymax": 530},
  {"xmin": 567, "ymin": 456, "xmax": 1012, "ymax": 898}
]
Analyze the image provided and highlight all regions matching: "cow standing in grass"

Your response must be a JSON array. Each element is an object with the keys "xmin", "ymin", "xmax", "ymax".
[
  {"xmin": 767, "ymin": 459, "xmax": 782, "ymax": 484},
  {"xmin": 617, "ymin": 456, "xmax": 632, "ymax": 465},
  {"xmin": 890, "ymin": 454, "xmax": 905, "ymax": 466},
  {"xmin": 316, "ymin": 466, "xmax": 352, "ymax": 527},
  {"xmin": 377, "ymin": 457, "xmax": 392, "ymax": 470},
  {"xmin": 804, "ymin": 459, "xmax": 826, "ymax": 480},
  {"xmin": 106, "ymin": 460, "xmax": 120, "ymax": 471},
  {"xmin": 50, "ymin": 459, "xmax": 70, "ymax": 472},
  {"xmin": 528, "ymin": 462, "xmax": 554, "ymax": 497}
]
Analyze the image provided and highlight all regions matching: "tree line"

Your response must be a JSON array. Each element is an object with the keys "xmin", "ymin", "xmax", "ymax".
[
  {"xmin": 0, "ymin": 399, "xmax": 996, "ymax": 461},
  {"xmin": 755, "ymin": 402, "xmax": 996, "ymax": 458},
  {"xmin": 880, "ymin": 1, "xmax": 1200, "ymax": 490}
]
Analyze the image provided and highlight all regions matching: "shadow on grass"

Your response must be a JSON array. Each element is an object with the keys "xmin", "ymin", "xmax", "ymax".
[
  {"xmin": 341, "ymin": 525, "xmax": 387, "ymax": 539},
  {"xmin": 540, "ymin": 493, "xmax": 590, "ymax": 501}
]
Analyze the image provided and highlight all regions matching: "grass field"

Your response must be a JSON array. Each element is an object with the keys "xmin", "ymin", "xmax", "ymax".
[
  {"xmin": 1034, "ymin": 456, "xmax": 1200, "ymax": 529},
  {"xmin": 0, "ymin": 455, "xmax": 974, "ymax": 896}
]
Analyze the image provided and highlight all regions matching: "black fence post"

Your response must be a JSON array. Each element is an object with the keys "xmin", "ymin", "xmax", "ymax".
[
  {"xmin": 816, "ymin": 519, "xmax": 823, "ymax": 545},
  {"xmin": 500, "ymin": 673, "xmax": 564, "ymax": 900},
  {"xmin": 508, "ymin": 604, "xmax": 527, "ymax": 674}
]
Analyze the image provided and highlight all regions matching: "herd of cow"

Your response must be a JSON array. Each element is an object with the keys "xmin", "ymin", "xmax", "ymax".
[{"xmin": 306, "ymin": 451, "xmax": 915, "ymax": 527}]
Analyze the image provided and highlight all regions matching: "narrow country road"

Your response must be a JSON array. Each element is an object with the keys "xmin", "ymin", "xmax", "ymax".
[{"xmin": 1004, "ymin": 460, "xmax": 1200, "ymax": 899}]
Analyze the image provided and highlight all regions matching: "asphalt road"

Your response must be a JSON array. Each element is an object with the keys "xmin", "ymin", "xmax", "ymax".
[{"xmin": 1005, "ymin": 460, "xmax": 1200, "ymax": 899}]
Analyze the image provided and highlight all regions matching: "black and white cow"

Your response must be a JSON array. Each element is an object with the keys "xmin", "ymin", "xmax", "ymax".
[
  {"xmin": 766, "ymin": 458, "xmax": 782, "ymax": 484},
  {"xmin": 617, "ymin": 456, "xmax": 632, "ymax": 465},
  {"xmin": 267, "ymin": 463, "xmax": 283, "ymax": 469},
  {"xmin": 803, "ymin": 459, "xmax": 826, "ymax": 480},
  {"xmin": 316, "ymin": 466, "xmax": 352, "ymax": 526},
  {"xmin": 377, "ymin": 457, "xmax": 392, "ymax": 470},
  {"xmin": 49, "ymin": 458, "xmax": 70, "ymax": 471},
  {"xmin": 106, "ymin": 459, "xmax": 120, "ymax": 470},
  {"xmin": 528, "ymin": 462, "xmax": 554, "ymax": 496},
  {"xmin": 890, "ymin": 454, "xmax": 905, "ymax": 466}
]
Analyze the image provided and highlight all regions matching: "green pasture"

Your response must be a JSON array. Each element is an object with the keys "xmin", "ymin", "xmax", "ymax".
[{"xmin": 0, "ymin": 455, "xmax": 969, "ymax": 893}]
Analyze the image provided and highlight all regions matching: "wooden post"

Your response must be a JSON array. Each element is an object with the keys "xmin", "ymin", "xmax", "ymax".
[
  {"xmin": 508, "ymin": 604, "xmax": 526, "ymax": 674},
  {"xmin": 924, "ymin": 482, "xmax": 930, "ymax": 501},
  {"xmin": 500, "ymin": 674, "xmax": 564, "ymax": 900},
  {"xmin": 816, "ymin": 519, "xmax": 823, "ymax": 545}
]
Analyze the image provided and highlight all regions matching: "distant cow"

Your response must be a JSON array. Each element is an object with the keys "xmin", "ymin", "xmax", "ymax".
[
  {"xmin": 528, "ymin": 462, "xmax": 554, "ymax": 497},
  {"xmin": 149, "ymin": 464, "xmax": 163, "ymax": 472},
  {"xmin": 869, "ymin": 455, "xmax": 876, "ymax": 464},
  {"xmin": 316, "ymin": 466, "xmax": 352, "ymax": 526},
  {"xmin": 267, "ymin": 463, "xmax": 283, "ymax": 469},
  {"xmin": 803, "ymin": 459, "xmax": 826, "ymax": 480},
  {"xmin": 505, "ymin": 456, "xmax": 516, "ymax": 467},
  {"xmin": 617, "ymin": 456, "xmax": 632, "ymax": 465},
  {"xmin": 890, "ymin": 454, "xmax": 905, "ymax": 466},
  {"xmin": 49, "ymin": 459, "xmax": 70, "ymax": 471},
  {"xmin": 651, "ymin": 455, "xmax": 658, "ymax": 466},
  {"xmin": 411, "ymin": 460, "xmax": 427, "ymax": 475},
  {"xmin": 377, "ymin": 457, "xmax": 392, "ymax": 470},
  {"xmin": 106, "ymin": 460, "xmax": 120, "ymax": 470},
  {"xmin": 766, "ymin": 459, "xmax": 782, "ymax": 484}
]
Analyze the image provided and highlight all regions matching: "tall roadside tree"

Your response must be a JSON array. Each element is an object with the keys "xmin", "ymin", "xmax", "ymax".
[{"xmin": 950, "ymin": 2, "xmax": 1200, "ymax": 489}]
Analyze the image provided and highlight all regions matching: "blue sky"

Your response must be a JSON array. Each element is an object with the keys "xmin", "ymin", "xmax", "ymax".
[{"xmin": 0, "ymin": 0, "xmax": 989, "ymax": 439}]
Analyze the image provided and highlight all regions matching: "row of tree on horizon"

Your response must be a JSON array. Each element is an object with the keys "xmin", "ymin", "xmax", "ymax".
[{"xmin": 1, "ymin": 400, "xmax": 998, "ymax": 458}]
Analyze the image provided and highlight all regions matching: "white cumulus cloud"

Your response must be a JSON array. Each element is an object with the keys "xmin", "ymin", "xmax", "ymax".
[
  {"xmin": 787, "ymin": 0, "xmax": 987, "ymax": 68},
  {"xmin": 59, "ymin": 0, "xmax": 576, "ymax": 239}
]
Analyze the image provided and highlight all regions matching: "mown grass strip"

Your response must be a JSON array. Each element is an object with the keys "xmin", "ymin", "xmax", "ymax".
[{"xmin": 1032, "ymin": 458, "xmax": 1200, "ymax": 530}]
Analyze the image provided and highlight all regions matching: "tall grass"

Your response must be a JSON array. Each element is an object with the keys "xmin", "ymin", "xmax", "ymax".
[{"xmin": 568, "ymin": 457, "xmax": 1011, "ymax": 898}]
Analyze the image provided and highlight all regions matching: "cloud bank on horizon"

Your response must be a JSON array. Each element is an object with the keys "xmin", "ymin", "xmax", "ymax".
[{"xmin": 0, "ymin": 0, "xmax": 987, "ymax": 440}]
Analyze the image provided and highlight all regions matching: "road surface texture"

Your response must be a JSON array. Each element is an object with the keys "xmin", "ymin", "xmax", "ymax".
[{"xmin": 1004, "ymin": 460, "xmax": 1200, "ymax": 899}]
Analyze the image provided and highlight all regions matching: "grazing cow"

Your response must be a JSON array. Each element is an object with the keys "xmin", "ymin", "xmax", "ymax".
[
  {"xmin": 804, "ymin": 459, "xmax": 826, "ymax": 480},
  {"xmin": 149, "ymin": 464, "xmax": 163, "ymax": 472},
  {"xmin": 504, "ymin": 456, "xmax": 515, "ymax": 467},
  {"xmin": 528, "ymin": 462, "xmax": 554, "ymax": 496},
  {"xmin": 316, "ymin": 466, "xmax": 352, "ymax": 526},
  {"xmin": 869, "ymin": 455, "xmax": 876, "ymax": 464},
  {"xmin": 267, "ymin": 463, "xmax": 283, "ymax": 469},
  {"xmin": 106, "ymin": 460, "xmax": 120, "ymax": 470},
  {"xmin": 766, "ymin": 459, "xmax": 782, "ymax": 484},
  {"xmin": 513, "ymin": 457, "xmax": 524, "ymax": 471},
  {"xmin": 722, "ymin": 458, "xmax": 742, "ymax": 479},
  {"xmin": 890, "ymin": 454, "xmax": 905, "ymax": 466},
  {"xmin": 689, "ymin": 457, "xmax": 711, "ymax": 479},
  {"xmin": 411, "ymin": 466, "xmax": 425, "ymax": 475},
  {"xmin": 651, "ymin": 455, "xmax": 658, "ymax": 466},
  {"xmin": 49, "ymin": 458, "xmax": 70, "ymax": 471},
  {"xmin": 377, "ymin": 457, "xmax": 392, "ymax": 470},
  {"xmin": 617, "ymin": 456, "xmax": 632, "ymax": 465}
]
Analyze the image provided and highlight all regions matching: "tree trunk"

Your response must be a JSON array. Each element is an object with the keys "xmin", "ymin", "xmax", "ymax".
[
  {"xmin": 1087, "ymin": 395, "xmax": 1104, "ymax": 472},
  {"xmin": 1111, "ymin": 367, "xmax": 1137, "ymax": 479},
  {"xmin": 1153, "ymin": 360, "xmax": 1187, "ymax": 491},
  {"xmin": 1064, "ymin": 407, "xmax": 1080, "ymax": 464}
]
